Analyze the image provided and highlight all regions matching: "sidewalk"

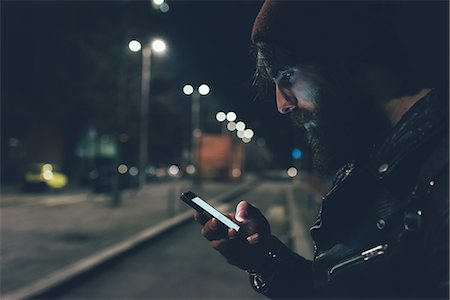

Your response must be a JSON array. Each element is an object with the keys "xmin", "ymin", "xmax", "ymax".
[{"xmin": 0, "ymin": 179, "xmax": 248, "ymax": 295}]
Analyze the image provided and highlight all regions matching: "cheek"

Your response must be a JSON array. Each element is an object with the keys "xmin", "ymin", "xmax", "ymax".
[
  {"xmin": 299, "ymin": 99, "xmax": 316, "ymax": 112},
  {"xmin": 292, "ymin": 77, "xmax": 320, "ymax": 108},
  {"xmin": 292, "ymin": 81, "xmax": 318, "ymax": 112}
]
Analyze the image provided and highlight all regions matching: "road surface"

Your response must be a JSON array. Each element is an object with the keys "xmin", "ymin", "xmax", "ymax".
[{"xmin": 47, "ymin": 181, "xmax": 293, "ymax": 299}]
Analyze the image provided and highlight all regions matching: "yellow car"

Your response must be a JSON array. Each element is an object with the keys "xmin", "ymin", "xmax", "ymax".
[{"xmin": 24, "ymin": 163, "xmax": 68, "ymax": 190}]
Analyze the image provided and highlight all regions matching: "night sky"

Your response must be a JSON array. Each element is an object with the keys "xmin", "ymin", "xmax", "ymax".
[{"xmin": 1, "ymin": 0, "xmax": 305, "ymax": 173}]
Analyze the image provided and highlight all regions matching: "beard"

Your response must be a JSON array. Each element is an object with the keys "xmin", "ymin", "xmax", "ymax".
[{"xmin": 290, "ymin": 64, "xmax": 390, "ymax": 177}]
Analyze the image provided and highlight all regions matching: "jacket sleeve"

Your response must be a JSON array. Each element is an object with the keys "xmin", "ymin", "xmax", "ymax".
[
  {"xmin": 423, "ymin": 165, "xmax": 449, "ymax": 298},
  {"xmin": 249, "ymin": 236, "xmax": 314, "ymax": 299}
]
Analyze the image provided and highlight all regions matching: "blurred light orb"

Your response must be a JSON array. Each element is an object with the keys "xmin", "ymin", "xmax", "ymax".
[
  {"xmin": 151, "ymin": 39, "xmax": 166, "ymax": 53},
  {"xmin": 118, "ymin": 164, "xmax": 128, "ymax": 174},
  {"xmin": 242, "ymin": 137, "xmax": 252, "ymax": 144},
  {"xmin": 198, "ymin": 84, "xmax": 210, "ymax": 96},
  {"xmin": 236, "ymin": 121, "xmax": 246, "ymax": 131},
  {"xmin": 128, "ymin": 40, "xmax": 142, "ymax": 52},
  {"xmin": 160, "ymin": 3, "xmax": 170, "ymax": 13},
  {"xmin": 232, "ymin": 168, "xmax": 241, "ymax": 178},
  {"xmin": 237, "ymin": 130, "xmax": 245, "ymax": 138},
  {"xmin": 227, "ymin": 121, "xmax": 236, "ymax": 131},
  {"xmin": 287, "ymin": 167, "xmax": 298, "ymax": 178},
  {"xmin": 155, "ymin": 168, "xmax": 166, "ymax": 178},
  {"xmin": 186, "ymin": 165, "xmax": 196, "ymax": 175},
  {"xmin": 43, "ymin": 170, "xmax": 54, "ymax": 180},
  {"xmin": 146, "ymin": 166, "xmax": 156, "ymax": 175},
  {"xmin": 226, "ymin": 111, "xmax": 237, "ymax": 122},
  {"xmin": 168, "ymin": 165, "xmax": 180, "ymax": 176},
  {"xmin": 9, "ymin": 138, "xmax": 19, "ymax": 147},
  {"xmin": 244, "ymin": 129, "xmax": 254, "ymax": 139},
  {"xmin": 216, "ymin": 111, "xmax": 226, "ymax": 122},
  {"xmin": 129, "ymin": 166, "xmax": 139, "ymax": 176},
  {"xmin": 193, "ymin": 129, "xmax": 202, "ymax": 138},
  {"xmin": 183, "ymin": 84, "xmax": 194, "ymax": 96},
  {"xmin": 291, "ymin": 148, "xmax": 303, "ymax": 160},
  {"xmin": 153, "ymin": 0, "xmax": 164, "ymax": 5},
  {"xmin": 43, "ymin": 164, "xmax": 53, "ymax": 171}
]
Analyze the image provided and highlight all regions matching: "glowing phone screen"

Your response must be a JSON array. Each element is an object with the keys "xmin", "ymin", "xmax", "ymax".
[{"xmin": 191, "ymin": 196, "xmax": 240, "ymax": 232}]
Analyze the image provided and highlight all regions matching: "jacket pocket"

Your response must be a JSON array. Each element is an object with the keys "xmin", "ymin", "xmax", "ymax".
[{"xmin": 328, "ymin": 244, "xmax": 388, "ymax": 280}]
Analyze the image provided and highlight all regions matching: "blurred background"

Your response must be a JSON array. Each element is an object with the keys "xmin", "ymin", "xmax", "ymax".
[
  {"xmin": 2, "ymin": 0, "xmax": 314, "ymax": 188},
  {"xmin": 1, "ymin": 1, "xmax": 323, "ymax": 299}
]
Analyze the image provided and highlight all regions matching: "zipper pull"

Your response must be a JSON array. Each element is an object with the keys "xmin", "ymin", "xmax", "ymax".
[{"xmin": 361, "ymin": 244, "xmax": 388, "ymax": 261}]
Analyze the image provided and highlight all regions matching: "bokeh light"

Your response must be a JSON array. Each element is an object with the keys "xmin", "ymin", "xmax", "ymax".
[
  {"xmin": 242, "ymin": 137, "xmax": 252, "ymax": 143},
  {"xmin": 129, "ymin": 166, "xmax": 139, "ymax": 176},
  {"xmin": 168, "ymin": 165, "xmax": 180, "ymax": 176},
  {"xmin": 118, "ymin": 164, "xmax": 128, "ymax": 174},
  {"xmin": 151, "ymin": 39, "xmax": 166, "ymax": 53},
  {"xmin": 198, "ymin": 84, "xmax": 210, "ymax": 96},
  {"xmin": 43, "ymin": 170, "xmax": 53, "ymax": 180},
  {"xmin": 244, "ymin": 129, "xmax": 254, "ymax": 139},
  {"xmin": 128, "ymin": 40, "xmax": 142, "ymax": 52},
  {"xmin": 226, "ymin": 111, "xmax": 237, "ymax": 122},
  {"xmin": 185, "ymin": 165, "xmax": 196, "ymax": 175},
  {"xmin": 160, "ymin": 3, "xmax": 169, "ymax": 13},
  {"xmin": 232, "ymin": 168, "xmax": 241, "ymax": 178},
  {"xmin": 216, "ymin": 111, "xmax": 226, "ymax": 122},
  {"xmin": 235, "ymin": 121, "xmax": 245, "ymax": 131},
  {"xmin": 227, "ymin": 121, "xmax": 236, "ymax": 131},
  {"xmin": 183, "ymin": 84, "xmax": 194, "ymax": 96},
  {"xmin": 287, "ymin": 167, "xmax": 298, "ymax": 178}
]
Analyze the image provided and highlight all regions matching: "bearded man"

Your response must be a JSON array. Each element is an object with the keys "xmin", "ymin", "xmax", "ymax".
[{"xmin": 196, "ymin": 1, "xmax": 449, "ymax": 298}]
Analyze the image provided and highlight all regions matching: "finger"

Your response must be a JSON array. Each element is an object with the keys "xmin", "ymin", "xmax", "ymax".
[
  {"xmin": 236, "ymin": 201, "xmax": 263, "ymax": 223},
  {"xmin": 235, "ymin": 201, "xmax": 249, "ymax": 223},
  {"xmin": 194, "ymin": 211, "xmax": 211, "ymax": 225},
  {"xmin": 202, "ymin": 218, "xmax": 228, "ymax": 241},
  {"xmin": 211, "ymin": 238, "xmax": 248, "ymax": 268},
  {"xmin": 211, "ymin": 238, "xmax": 230, "ymax": 251},
  {"xmin": 228, "ymin": 228, "xmax": 237, "ymax": 240},
  {"xmin": 246, "ymin": 232, "xmax": 261, "ymax": 245}
]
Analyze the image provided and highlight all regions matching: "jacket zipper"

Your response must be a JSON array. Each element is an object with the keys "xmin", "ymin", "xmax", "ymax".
[{"xmin": 328, "ymin": 244, "xmax": 389, "ymax": 277}]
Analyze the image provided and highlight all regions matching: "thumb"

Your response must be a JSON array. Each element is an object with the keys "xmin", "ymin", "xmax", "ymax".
[{"xmin": 235, "ymin": 201, "xmax": 260, "ymax": 223}]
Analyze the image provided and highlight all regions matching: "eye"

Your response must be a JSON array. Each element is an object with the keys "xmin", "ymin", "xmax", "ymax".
[{"xmin": 279, "ymin": 69, "xmax": 296, "ymax": 85}]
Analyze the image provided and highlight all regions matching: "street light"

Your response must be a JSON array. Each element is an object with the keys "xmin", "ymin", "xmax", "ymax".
[
  {"xmin": 183, "ymin": 83, "xmax": 210, "ymax": 184},
  {"xmin": 130, "ymin": 38, "xmax": 167, "ymax": 188}
]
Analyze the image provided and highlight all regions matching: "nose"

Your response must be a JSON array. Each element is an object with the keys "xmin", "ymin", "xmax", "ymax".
[{"xmin": 276, "ymin": 85, "xmax": 296, "ymax": 114}]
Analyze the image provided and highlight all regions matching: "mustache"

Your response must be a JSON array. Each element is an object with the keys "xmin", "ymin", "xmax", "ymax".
[{"xmin": 290, "ymin": 108, "xmax": 316, "ymax": 128}]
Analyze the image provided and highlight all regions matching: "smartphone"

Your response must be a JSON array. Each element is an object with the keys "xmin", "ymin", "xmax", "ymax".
[{"xmin": 180, "ymin": 191, "xmax": 240, "ymax": 232}]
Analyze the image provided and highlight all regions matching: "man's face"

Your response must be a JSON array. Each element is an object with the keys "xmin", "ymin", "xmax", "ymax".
[{"xmin": 271, "ymin": 61, "xmax": 388, "ymax": 176}]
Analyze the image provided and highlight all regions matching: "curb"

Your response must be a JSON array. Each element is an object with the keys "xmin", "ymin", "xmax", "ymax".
[{"xmin": 2, "ymin": 179, "xmax": 260, "ymax": 300}]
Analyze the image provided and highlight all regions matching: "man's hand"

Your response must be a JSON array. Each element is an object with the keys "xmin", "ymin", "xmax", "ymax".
[{"xmin": 195, "ymin": 201, "xmax": 273, "ymax": 274}]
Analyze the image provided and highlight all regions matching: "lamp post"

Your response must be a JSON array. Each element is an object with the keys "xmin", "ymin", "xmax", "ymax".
[
  {"xmin": 129, "ymin": 38, "xmax": 166, "ymax": 188},
  {"xmin": 183, "ymin": 83, "xmax": 210, "ymax": 184}
]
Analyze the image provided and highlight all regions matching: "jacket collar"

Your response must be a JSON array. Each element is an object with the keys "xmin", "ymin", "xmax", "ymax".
[
  {"xmin": 310, "ymin": 89, "xmax": 448, "ymax": 250},
  {"xmin": 368, "ymin": 89, "xmax": 448, "ymax": 180}
]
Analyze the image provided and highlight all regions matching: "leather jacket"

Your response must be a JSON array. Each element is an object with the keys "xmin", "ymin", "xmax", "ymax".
[{"xmin": 250, "ymin": 90, "xmax": 449, "ymax": 299}]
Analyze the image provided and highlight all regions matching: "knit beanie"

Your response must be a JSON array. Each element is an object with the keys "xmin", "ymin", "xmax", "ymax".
[
  {"xmin": 250, "ymin": 0, "xmax": 448, "ymax": 87},
  {"xmin": 251, "ymin": 0, "xmax": 390, "ymax": 62}
]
